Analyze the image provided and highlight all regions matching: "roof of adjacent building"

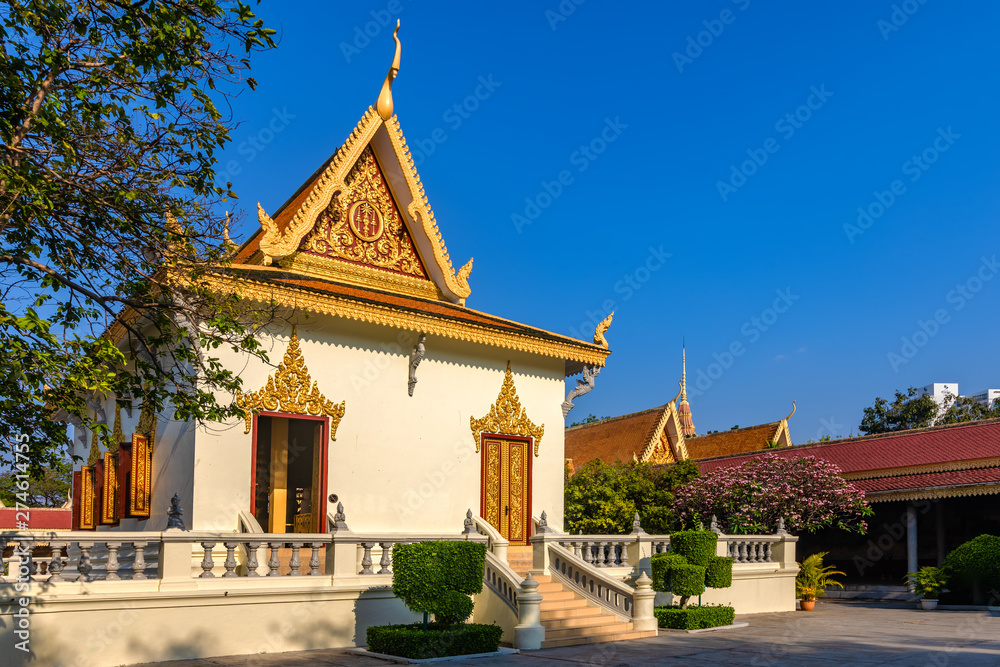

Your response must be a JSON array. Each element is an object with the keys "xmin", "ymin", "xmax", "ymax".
[
  {"xmin": 695, "ymin": 418, "xmax": 1000, "ymax": 502},
  {"xmin": 564, "ymin": 407, "xmax": 666, "ymax": 471},
  {"xmin": 684, "ymin": 422, "xmax": 785, "ymax": 460}
]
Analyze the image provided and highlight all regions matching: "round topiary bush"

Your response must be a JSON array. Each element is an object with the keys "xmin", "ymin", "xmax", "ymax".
[
  {"xmin": 651, "ymin": 552, "xmax": 686, "ymax": 592},
  {"xmin": 941, "ymin": 534, "xmax": 1000, "ymax": 605},
  {"xmin": 392, "ymin": 541, "xmax": 487, "ymax": 625},
  {"xmin": 669, "ymin": 563, "xmax": 707, "ymax": 598},
  {"xmin": 669, "ymin": 530, "xmax": 718, "ymax": 566},
  {"xmin": 705, "ymin": 556, "xmax": 734, "ymax": 589}
]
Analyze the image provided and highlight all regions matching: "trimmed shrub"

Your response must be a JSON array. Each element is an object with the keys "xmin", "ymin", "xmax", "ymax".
[
  {"xmin": 669, "ymin": 564, "xmax": 707, "ymax": 597},
  {"xmin": 670, "ymin": 530, "xmax": 718, "ymax": 566},
  {"xmin": 941, "ymin": 534, "xmax": 1000, "ymax": 605},
  {"xmin": 705, "ymin": 556, "xmax": 733, "ymax": 589},
  {"xmin": 392, "ymin": 541, "xmax": 487, "ymax": 625},
  {"xmin": 367, "ymin": 622, "xmax": 503, "ymax": 659},
  {"xmin": 651, "ymin": 552, "xmax": 687, "ymax": 592},
  {"xmin": 654, "ymin": 604, "xmax": 735, "ymax": 630}
]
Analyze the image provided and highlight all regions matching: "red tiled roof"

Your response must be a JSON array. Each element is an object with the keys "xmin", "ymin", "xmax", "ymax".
[
  {"xmin": 855, "ymin": 467, "xmax": 1000, "ymax": 494},
  {"xmin": 564, "ymin": 407, "xmax": 665, "ymax": 471},
  {"xmin": 685, "ymin": 422, "xmax": 781, "ymax": 460},
  {"xmin": 698, "ymin": 419, "xmax": 1000, "ymax": 477}
]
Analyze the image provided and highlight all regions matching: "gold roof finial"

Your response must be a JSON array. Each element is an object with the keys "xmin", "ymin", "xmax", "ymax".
[
  {"xmin": 593, "ymin": 311, "xmax": 614, "ymax": 348},
  {"xmin": 785, "ymin": 400, "xmax": 797, "ymax": 421},
  {"xmin": 678, "ymin": 342, "xmax": 696, "ymax": 437},
  {"xmin": 377, "ymin": 20, "xmax": 402, "ymax": 121}
]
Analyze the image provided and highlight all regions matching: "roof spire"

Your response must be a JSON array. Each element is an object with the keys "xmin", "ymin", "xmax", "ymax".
[
  {"xmin": 377, "ymin": 20, "xmax": 402, "ymax": 121},
  {"xmin": 678, "ymin": 342, "xmax": 696, "ymax": 437}
]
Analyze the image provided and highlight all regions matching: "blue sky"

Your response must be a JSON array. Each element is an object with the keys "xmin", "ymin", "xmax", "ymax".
[{"xmin": 220, "ymin": 0, "xmax": 1000, "ymax": 440}]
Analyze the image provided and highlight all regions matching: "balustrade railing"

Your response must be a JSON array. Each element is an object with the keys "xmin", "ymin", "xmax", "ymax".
[
  {"xmin": 0, "ymin": 534, "xmax": 161, "ymax": 583},
  {"xmin": 548, "ymin": 542, "xmax": 634, "ymax": 618},
  {"xmin": 723, "ymin": 535, "xmax": 779, "ymax": 564},
  {"xmin": 558, "ymin": 536, "xmax": 636, "ymax": 568},
  {"xmin": 482, "ymin": 551, "xmax": 521, "ymax": 613}
]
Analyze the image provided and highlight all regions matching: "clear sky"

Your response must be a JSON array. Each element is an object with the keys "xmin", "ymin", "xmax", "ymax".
[{"xmin": 219, "ymin": 0, "xmax": 1000, "ymax": 441}]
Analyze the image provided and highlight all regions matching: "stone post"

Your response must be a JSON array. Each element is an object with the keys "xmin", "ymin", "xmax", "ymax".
[
  {"xmin": 326, "ymin": 532, "xmax": 362, "ymax": 578},
  {"xmin": 631, "ymin": 571, "xmax": 658, "ymax": 633},
  {"xmin": 529, "ymin": 532, "xmax": 552, "ymax": 577},
  {"xmin": 770, "ymin": 534, "xmax": 799, "ymax": 570},
  {"xmin": 158, "ymin": 493, "xmax": 198, "ymax": 591},
  {"xmin": 905, "ymin": 504, "xmax": 918, "ymax": 589},
  {"xmin": 513, "ymin": 572, "xmax": 545, "ymax": 650}
]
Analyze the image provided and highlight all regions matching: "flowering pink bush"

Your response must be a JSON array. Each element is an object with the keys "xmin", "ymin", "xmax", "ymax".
[{"xmin": 671, "ymin": 454, "xmax": 871, "ymax": 534}]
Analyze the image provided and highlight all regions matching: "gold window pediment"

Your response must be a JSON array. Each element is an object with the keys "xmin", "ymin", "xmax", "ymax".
[{"xmin": 236, "ymin": 329, "xmax": 346, "ymax": 440}]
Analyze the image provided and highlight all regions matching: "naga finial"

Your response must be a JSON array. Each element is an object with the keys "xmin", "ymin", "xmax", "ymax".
[
  {"xmin": 223, "ymin": 211, "xmax": 237, "ymax": 253},
  {"xmin": 593, "ymin": 311, "xmax": 614, "ymax": 348},
  {"xmin": 785, "ymin": 400, "xmax": 797, "ymax": 421},
  {"xmin": 377, "ymin": 20, "xmax": 402, "ymax": 121}
]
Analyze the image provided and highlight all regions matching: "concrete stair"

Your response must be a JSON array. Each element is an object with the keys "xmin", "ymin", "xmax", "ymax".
[
  {"xmin": 530, "ymin": 573, "xmax": 657, "ymax": 648},
  {"xmin": 506, "ymin": 545, "xmax": 533, "ymax": 577}
]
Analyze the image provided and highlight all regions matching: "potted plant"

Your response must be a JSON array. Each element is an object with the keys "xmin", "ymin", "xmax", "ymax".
[
  {"xmin": 795, "ymin": 552, "xmax": 845, "ymax": 611},
  {"xmin": 905, "ymin": 566, "xmax": 948, "ymax": 610}
]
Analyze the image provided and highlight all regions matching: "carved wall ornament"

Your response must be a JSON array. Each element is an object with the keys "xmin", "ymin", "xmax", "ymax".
[
  {"xmin": 235, "ymin": 329, "xmax": 346, "ymax": 441},
  {"xmin": 593, "ymin": 311, "xmax": 614, "ymax": 348},
  {"xmin": 470, "ymin": 362, "xmax": 544, "ymax": 456},
  {"xmin": 408, "ymin": 333, "xmax": 426, "ymax": 396},
  {"xmin": 136, "ymin": 397, "xmax": 156, "ymax": 452},
  {"xmin": 109, "ymin": 402, "xmax": 123, "ymax": 454},
  {"xmin": 87, "ymin": 411, "xmax": 100, "ymax": 466},
  {"xmin": 561, "ymin": 364, "xmax": 601, "ymax": 417}
]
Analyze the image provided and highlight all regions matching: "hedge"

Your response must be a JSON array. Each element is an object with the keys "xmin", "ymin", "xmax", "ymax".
[
  {"xmin": 366, "ymin": 622, "xmax": 502, "ymax": 659},
  {"xmin": 655, "ymin": 605, "xmax": 735, "ymax": 630},
  {"xmin": 670, "ymin": 530, "xmax": 718, "ymax": 567},
  {"xmin": 392, "ymin": 541, "xmax": 487, "ymax": 625},
  {"xmin": 705, "ymin": 556, "xmax": 734, "ymax": 589},
  {"xmin": 941, "ymin": 534, "xmax": 1000, "ymax": 605},
  {"xmin": 651, "ymin": 553, "xmax": 687, "ymax": 592},
  {"xmin": 670, "ymin": 563, "xmax": 707, "ymax": 597}
]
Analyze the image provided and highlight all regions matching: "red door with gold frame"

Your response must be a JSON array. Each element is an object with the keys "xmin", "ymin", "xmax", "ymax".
[{"xmin": 480, "ymin": 434, "xmax": 532, "ymax": 546}]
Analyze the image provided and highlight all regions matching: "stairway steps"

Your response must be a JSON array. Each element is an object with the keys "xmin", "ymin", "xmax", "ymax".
[
  {"xmin": 540, "ymin": 607, "xmax": 609, "ymax": 621},
  {"xmin": 540, "ymin": 598, "xmax": 590, "ymax": 611},
  {"xmin": 541, "ymin": 629, "xmax": 657, "ymax": 649},
  {"xmin": 544, "ymin": 622, "xmax": 633, "ymax": 639},
  {"xmin": 542, "ymin": 614, "xmax": 623, "ymax": 629}
]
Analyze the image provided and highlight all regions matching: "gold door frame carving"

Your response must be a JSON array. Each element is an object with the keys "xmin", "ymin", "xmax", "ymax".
[{"xmin": 470, "ymin": 361, "xmax": 544, "ymax": 456}]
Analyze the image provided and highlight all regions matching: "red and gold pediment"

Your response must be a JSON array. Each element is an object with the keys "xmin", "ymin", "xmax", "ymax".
[
  {"xmin": 283, "ymin": 146, "xmax": 436, "ymax": 296},
  {"xmin": 245, "ymin": 107, "xmax": 473, "ymax": 304}
]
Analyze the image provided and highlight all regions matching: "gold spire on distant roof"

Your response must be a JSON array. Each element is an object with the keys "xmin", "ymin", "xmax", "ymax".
[
  {"xmin": 678, "ymin": 344, "xmax": 696, "ymax": 437},
  {"xmin": 377, "ymin": 20, "xmax": 402, "ymax": 121}
]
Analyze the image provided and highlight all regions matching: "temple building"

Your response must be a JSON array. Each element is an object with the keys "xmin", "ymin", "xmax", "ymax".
[
  {"xmin": 565, "ymin": 348, "xmax": 795, "ymax": 471},
  {"xmin": 68, "ymin": 27, "xmax": 612, "ymax": 544}
]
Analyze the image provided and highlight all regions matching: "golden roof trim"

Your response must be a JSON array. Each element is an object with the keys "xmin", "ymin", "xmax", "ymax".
[
  {"xmin": 235, "ymin": 329, "xmax": 346, "ymax": 441},
  {"xmin": 280, "ymin": 250, "xmax": 442, "ymax": 301},
  {"xmin": 866, "ymin": 482, "xmax": 1000, "ymax": 504},
  {"xmin": 204, "ymin": 271, "xmax": 609, "ymax": 367},
  {"xmin": 470, "ymin": 362, "xmax": 544, "ymax": 456},
  {"xmin": 843, "ymin": 457, "xmax": 1000, "ymax": 481}
]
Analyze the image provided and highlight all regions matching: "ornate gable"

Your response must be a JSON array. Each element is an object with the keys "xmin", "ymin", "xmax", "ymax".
[
  {"xmin": 244, "ymin": 27, "xmax": 474, "ymax": 304},
  {"xmin": 286, "ymin": 145, "xmax": 434, "ymax": 296}
]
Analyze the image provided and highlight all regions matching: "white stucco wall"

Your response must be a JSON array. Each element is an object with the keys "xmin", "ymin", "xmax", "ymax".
[{"xmin": 186, "ymin": 314, "xmax": 568, "ymax": 534}]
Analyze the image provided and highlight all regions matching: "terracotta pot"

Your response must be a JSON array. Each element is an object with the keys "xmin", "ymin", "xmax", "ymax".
[{"xmin": 800, "ymin": 599, "xmax": 816, "ymax": 611}]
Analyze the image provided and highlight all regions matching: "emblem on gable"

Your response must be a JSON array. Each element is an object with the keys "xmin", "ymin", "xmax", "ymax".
[{"xmin": 296, "ymin": 146, "xmax": 428, "ymax": 281}]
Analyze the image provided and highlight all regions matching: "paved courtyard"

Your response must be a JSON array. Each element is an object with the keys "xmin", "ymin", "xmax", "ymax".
[{"xmin": 134, "ymin": 601, "xmax": 1000, "ymax": 666}]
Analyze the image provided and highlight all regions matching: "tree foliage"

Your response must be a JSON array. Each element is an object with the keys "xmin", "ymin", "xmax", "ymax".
[
  {"xmin": 0, "ymin": 1, "xmax": 278, "ymax": 470},
  {"xmin": 564, "ymin": 459, "xmax": 700, "ymax": 535},
  {"xmin": 0, "ymin": 454, "xmax": 72, "ymax": 507},
  {"xmin": 859, "ymin": 387, "xmax": 938, "ymax": 435},
  {"xmin": 938, "ymin": 394, "xmax": 1000, "ymax": 425},
  {"xmin": 672, "ymin": 454, "xmax": 871, "ymax": 535},
  {"xmin": 568, "ymin": 413, "xmax": 608, "ymax": 427}
]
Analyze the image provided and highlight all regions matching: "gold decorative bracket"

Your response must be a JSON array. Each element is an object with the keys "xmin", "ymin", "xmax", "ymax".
[
  {"xmin": 236, "ymin": 329, "xmax": 347, "ymax": 440},
  {"xmin": 470, "ymin": 362, "xmax": 544, "ymax": 456},
  {"xmin": 594, "ymin": 311, "xmax": 614, "ymax": 348}
]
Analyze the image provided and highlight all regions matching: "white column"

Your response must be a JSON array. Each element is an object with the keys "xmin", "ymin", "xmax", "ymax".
[
  {"xmin": 513, "ymin": 573, "xmax": 545, "ymax": 650},
  {"xmin": 905, "ymin": 504, "xmax": 918, "ymax": 585}
]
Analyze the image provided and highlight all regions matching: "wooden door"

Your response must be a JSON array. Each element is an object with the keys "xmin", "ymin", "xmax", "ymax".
[{"xmin": 480, "ymin": 435, "xmax": 532, "ymax": 546}]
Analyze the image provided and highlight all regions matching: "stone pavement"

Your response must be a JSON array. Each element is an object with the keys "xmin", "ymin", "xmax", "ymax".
[{"xmin": 132, "ymin": 600, "xmax": 1000, "ymax": 666}]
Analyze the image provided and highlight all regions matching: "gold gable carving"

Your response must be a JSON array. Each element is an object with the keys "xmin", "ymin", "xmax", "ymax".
[
  {"xmin": 290, "ymin": 146, "xmax": 432, "ymax": 293},
  {"xmin": 236, "ymin": 329, "xmax": 346, "ymax": 441},
  {"xmin": 470, "ymin": 362, "xmax": 544, "ymax": 456},
  {"xmin": 253, "ymin": 107, "xmax": 473, "ymax": 302}
]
